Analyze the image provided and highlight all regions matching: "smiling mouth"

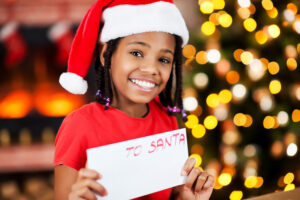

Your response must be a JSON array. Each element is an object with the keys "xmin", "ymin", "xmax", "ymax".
[{"xmin": 129, "ymin": 79, "xmax": 157, "ymax": 90}]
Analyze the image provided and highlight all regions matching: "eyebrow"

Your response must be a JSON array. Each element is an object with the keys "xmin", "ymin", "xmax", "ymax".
[{"xmin": 128, "ymin": 41, "xmax": 174, "ymax": 56}]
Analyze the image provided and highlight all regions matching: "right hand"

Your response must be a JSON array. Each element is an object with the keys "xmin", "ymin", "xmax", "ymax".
[{"xmin": 68, "ymin": 168, "xmax": 108, "ymax": 200}]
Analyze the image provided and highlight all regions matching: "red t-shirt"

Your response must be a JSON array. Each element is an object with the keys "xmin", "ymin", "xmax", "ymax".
[{"xmin": 54, "ymin": 99, "xmax": 178, "ymax": 200}]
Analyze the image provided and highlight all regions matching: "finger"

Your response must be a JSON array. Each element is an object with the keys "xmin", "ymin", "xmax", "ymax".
[
  {"xmin": 202, "ymin": 175, "xmax": 215, "ymax": 190},
  {"xmin": 194, "ymin": 172, "xmax": 209, "ymax": 193},
  {"xmin": 181, "ymin": 157, "xmax": 196, "ymax": 176},
  {"xmin": 72, "ymin": 179, "xmax": 108, "ymax": 196},
  {"xmin": 75, "ymin": 187, "xmax": 97, "ymax": 200},
  {"xmin": 184, "ymin": 166, "xmax": 202, "ymax": 189},
  {"xmin": 77, "ymin": 168, "xmax": 101, "ymax": 181}
]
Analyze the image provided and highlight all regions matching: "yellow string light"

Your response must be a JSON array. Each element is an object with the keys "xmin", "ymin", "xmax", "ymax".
[
  {"xmin": 262, "ymin": 0, "xmax": 274, "ymax": 11},
  {"xmin": 284, "ymin": 172, "xmax": 295, "ymax": 184},
  {"xmin": 218, "ymin": 173, "xmax": 232, "ymax": 186},
  {"xmin": 185, "ymin": 114, "xmax": 199, "ymax": 129},
  {"xmin": 192, "ymin": 124, "xmax": 206, "ymax": 139},
  {"xmin": 201, "ymin": 21, "xmax": 216, "ymax": 36},
  {"xmin": 245, "ymin": 176, "xmax": 258, "ymax": 188},
  {"xmin": 219, "ymin": 89, "xmax": 232, "ymax": 103},
  {"xmin": 206, "ymin": 93, "xmax": 220, "ymax": 108},
  {"xmin": 269, "ymin": 80, "xmax": 282, "ymax": 94},
  {"xmin": 243, "ymin": 18, "xmax": 257, "ymax": 32},
  {"xmin": 284, "ymin": 183, "xmax": 295, "ymax": 191},
  {"xmin": 219, "ymin": 13, "xmax": 233, "ymax": 28},
  {"xmin": 200, "ymin": 1, "xmax": 214, "ymax": 14},
  {"xmin": 212, "ymin": 0, "xmax": 225, "ymax": 10},
  {"xmin": 229, "ymin": 190, "xmax": 243, "ymax": 200},
  {"xmin": 204, "ymin": 115, "xmax": 218, "ymax": 130}
]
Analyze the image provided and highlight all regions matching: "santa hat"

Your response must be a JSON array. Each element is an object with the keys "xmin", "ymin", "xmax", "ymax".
[{"xmin": 59, "ymin": 0, "xmax": 189, "ymax": 94}]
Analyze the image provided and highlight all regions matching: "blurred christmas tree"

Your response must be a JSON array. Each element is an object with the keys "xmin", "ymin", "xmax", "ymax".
[{"xmin": 181, "ymin": 0, "xmax": 300, "ymax": 199}]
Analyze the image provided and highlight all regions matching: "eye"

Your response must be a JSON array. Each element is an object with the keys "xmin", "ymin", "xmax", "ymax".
[
  {"xmin": 130, "ymin": 51, "xmax": 143, "ymax": 57},
  {"xmin": 159, "ymin": 58, "xmax": 171, "ymax": 64}
]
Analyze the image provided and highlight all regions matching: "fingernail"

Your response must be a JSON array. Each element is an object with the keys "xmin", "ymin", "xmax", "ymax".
[{"xmin": 181, "ymin": 170, "xmax": 187, "ymax": 176}]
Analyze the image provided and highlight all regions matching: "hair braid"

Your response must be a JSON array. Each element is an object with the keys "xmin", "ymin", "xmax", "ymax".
[{"xmin": 95, "ymin": 38, "xmax": 120, "ymax": 108}]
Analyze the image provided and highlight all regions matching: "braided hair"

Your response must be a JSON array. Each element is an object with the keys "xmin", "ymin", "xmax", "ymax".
[{"xmin": 94, "ymin": 35, "xmax": 186, "ymax": 121}]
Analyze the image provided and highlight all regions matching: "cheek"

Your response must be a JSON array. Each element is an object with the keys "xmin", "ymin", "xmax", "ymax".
[{"xmin": 161, "ymin": 67, "xmax": 173, "ymax": 83}]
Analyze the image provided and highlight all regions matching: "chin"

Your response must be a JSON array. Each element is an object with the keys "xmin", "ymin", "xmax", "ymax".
[{"xmin": 130, "ymin": 96, "xmax": 155, "ymax": 104}]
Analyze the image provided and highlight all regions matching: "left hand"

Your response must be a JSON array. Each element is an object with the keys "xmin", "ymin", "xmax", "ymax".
[{"xmin": 174, "ymin": 157, "xmax": 215, "ymax": 200}]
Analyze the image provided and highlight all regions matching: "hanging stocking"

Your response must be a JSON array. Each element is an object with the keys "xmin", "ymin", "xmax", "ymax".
[
  {"xmin": 0, "ymin": 22, "xmax": 27, "ymax": 68},
  {"xmin": 48, "ymin": 22, "xmax": 73, "ymax": 67}
]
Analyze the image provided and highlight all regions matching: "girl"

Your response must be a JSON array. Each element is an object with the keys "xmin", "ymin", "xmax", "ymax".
[{"xmin": 54, "ymin": 0, "xmax": 215, "ymax": 200}]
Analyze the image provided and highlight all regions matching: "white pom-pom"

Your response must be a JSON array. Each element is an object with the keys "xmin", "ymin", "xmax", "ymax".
[{"xmin": 59, "ymin": 72, "xmax": 88, "ymax": 94}]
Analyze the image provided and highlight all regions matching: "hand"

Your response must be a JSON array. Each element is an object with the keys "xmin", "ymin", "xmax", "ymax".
[
  {"xmin": 175, "ymin": 158, "xmax": 215, "ymax": 200},
  {"xmin": 68, "ymin": 168, "xmax": 107, "ymax": 200}
]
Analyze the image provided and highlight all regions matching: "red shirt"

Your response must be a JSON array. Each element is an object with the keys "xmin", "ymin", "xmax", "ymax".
[{"xmin": 54, "ymin": 99, "xmax": 178, "ymax": 200}]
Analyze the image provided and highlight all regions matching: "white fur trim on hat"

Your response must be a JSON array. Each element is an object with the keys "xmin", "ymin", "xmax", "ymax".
[
  {"xmin": 100, "ymin": 1, "xmax": 189, "ymax": 47},
  {"xmin": 59, "ymin": 72, "xmax": 88, "ymax": 94}
]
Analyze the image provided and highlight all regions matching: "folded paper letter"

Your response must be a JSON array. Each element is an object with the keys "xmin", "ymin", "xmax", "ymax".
[{"xmin": 87, "ymin": 128, "xmax": 188, "ymax": 200}]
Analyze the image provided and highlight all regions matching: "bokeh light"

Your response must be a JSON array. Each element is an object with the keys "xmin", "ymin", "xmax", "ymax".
[
  {"xmin": 262, "ymin": 0, "xmax": 273, "ymax": 11},
  {"xmin": 286, "ymin": 58, "xmax": 297, "ymax": 71},
  {"xmin": 268, "ymin": 61, "xmax": 280, "ymax": 75},
  {"xmin": 192, "ymin": 124, "xmax": 206, "ymax": 139},
  {"xmin": 218, "ymin": 173, "xmax": 232, "ymax": 186},
  {"xmin": 269, "ymin": 80, "xmax": 282, "ymax": 94},
  {"xmin": 255, "ymin": 30, "xmax": 268, "ymax": 44},
  {"xmin": 219, "ymin": 89, "xmax": 232, "ymax": 103},
  {"xmin": 207, "ymin": 49, "xmax": 221, "ymax": 63},
  {"xmin": 204, "ymin": 115, "xmax": 218, "ymax": 130},
  {"xmin": 284, "ymin": 172, "xmax": 295, "ymax": 184},
  {"xmin": 201, "ymin": 21, "xmax": 216, "ymax": 36},
  {"xmin": 183, "ymin": 97, "xmax": 198, "ymax": 111},
  {"xmin": 206, "ymin": 93, "xmax": 220, "ymax": 108},
  {"xmin": 226, "ymin": 71, "xmax": 240, "ymax": 84},
  {"xmin": 185, "ymin": 114, "xmax": 199, "ymax": 129},
  {"xmin": 243, "ymin": 18, "xmax": 257, "ymax": 32},
  {"xmin": 268, "ymin": 24, "xmax": 281, "ymax": 38},
  {"xmin": 195, "ymin": 51, "xmax": 208, "ymax": 64},
  {"xmin": 287, "ymin": 143, "xmax": 298, "ymax": 157},
  {"xmin": 232, "ymin": 84, "xmax": 247, "ymax": 101},
  {"xmin": 200, "ymin": 1, "xmax": 214, "ymax": 14},
  {"xmin": 183, "ymin": 44, "xmax": 196, "ymax": 58},
  {"xmin": 219, "ymin": 13, "xmax": 233, "ymax": 28},
  {"xmin": 229, "ymin": 190, "xmax": 243, "ymax": 200},
  {"xmin": 193, "ymin": 72, "xmax": 209, "ymax": 89}
]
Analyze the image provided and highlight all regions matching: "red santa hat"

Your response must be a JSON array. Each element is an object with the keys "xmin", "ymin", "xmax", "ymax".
[{"xmin": 59, "ymin": 0, "xmax": 189, "ymax": 94}]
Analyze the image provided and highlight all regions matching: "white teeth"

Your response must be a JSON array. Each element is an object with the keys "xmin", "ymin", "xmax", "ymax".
[{"xmin": 131, "ymin": 79, "xmax": 155, "ymax": 89}]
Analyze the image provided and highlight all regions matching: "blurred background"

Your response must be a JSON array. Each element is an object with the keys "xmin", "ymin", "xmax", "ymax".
[{"xmin": 0, "ymin": 0, "xmax": 299, "ymax": 199}]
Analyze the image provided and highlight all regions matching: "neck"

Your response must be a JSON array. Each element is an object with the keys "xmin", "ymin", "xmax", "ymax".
[{"xmin": 110, "ymin": 96, "xmax": 149, "ymax": 118}]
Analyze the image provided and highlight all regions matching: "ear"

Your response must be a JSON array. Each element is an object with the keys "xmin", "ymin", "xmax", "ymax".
[{"xmin": 99, "ymin": 42, "xmax": 108, "ymax": 66}]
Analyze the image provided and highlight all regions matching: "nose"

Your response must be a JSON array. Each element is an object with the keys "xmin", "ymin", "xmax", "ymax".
[{"xmin": 139, "ymin": 57, "xmax": 159, "ymax": 75}]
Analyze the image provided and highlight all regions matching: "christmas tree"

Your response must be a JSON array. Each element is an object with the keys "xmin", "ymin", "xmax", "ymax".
[{"xmin": 181, "ymin": 0, "xmax": 300, "ymax": 199}]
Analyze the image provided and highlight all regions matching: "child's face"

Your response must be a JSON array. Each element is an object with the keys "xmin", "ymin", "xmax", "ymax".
[{"xmin": 107, "ymin": 32, "xmax": 176, "ymax": 105}]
